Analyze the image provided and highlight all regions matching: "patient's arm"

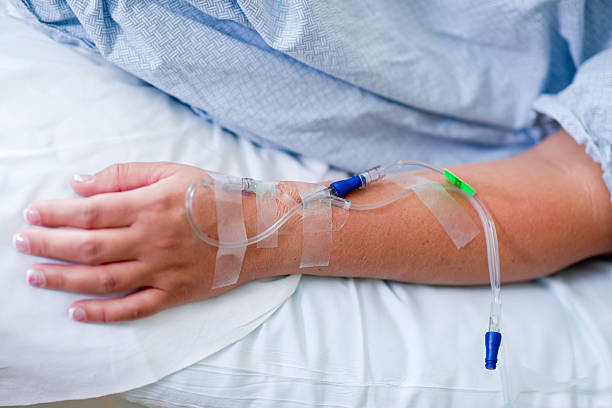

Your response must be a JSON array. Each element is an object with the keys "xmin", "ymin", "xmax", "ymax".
[
  {"xmin": 276, "ymin": 129, "xmax": 612, "ymax": 284},
  {"xmin": 14, "ymin": 129, "xmax": 612, "ymax": 322}
]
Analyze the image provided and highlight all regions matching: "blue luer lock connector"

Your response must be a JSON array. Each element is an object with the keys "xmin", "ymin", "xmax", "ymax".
[
  {"xmin": 329, "ymin": 175, "xmax": 363, "ymax": 198},
  {"xmin": 485, "ymin": 331, "xmax": 502, "ymax": 370}
]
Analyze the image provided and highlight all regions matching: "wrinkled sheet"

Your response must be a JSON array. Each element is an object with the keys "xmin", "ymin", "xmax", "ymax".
[
  {"xmin": 125, "ymin": 261, "xmax": 612, "ymax": 408},
  {"xmin": 0, "ymin": 8, "xmax": 342, "ymax": 405}
]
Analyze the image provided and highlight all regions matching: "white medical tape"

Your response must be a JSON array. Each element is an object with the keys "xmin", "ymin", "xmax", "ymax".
[
  {"xmin": 388, "ymin": 173, "xmax": 480, "ymax": 249},
  {"xmin": 278, "ymin": 190, "xmax": 299, "ymax": 209},
  {"xmin": 296, "ymin": 183, "xmax": 332, "ymax": 268},
  {"xmin": 256, "ymin": 182, "xmax": 280, "ymax": 249},
  {"xmin": 211, "ymin": 174, "xmax": 247, "ymax": 289},
  {"xmin": 274, "ymin": 190, "xmax": 302, "ymax": 237}
]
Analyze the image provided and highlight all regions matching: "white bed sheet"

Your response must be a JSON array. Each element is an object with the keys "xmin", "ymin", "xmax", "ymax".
[
  {"xmin": 2, "ymin": 4, "xmax": 612, "ymax": 408},
  {"xmin": 123, "ymin": 261, "xmax": 612, "ymax": 408}
]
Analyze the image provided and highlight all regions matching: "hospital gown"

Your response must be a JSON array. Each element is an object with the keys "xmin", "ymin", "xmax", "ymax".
[{"xmin": 10, "ymin": 0, "xmax": 612, "ymax": 201}]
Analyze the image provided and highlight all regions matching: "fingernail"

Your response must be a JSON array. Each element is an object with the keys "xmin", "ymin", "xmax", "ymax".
[
  {"xmin": 23, "ymin": 208, "xmax": 41, "ymax": 225},
  {"xmin": 73, "ymin": 174, "xmax": 95, "ymax": 183},
  {"xmin": 26, "ymin": 268, "xmax": 45, "ymax": 287},
  {"xmin": 12, "ymin": 233, "xmax": 30, "ymax": 254},
  {"xmin": 68, "ymin": 307, "xmax": 86, "ymax": 322}
]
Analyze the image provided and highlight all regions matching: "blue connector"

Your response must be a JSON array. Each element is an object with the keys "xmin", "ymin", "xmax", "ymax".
[
  {"xmin": 485, "ymin": 331, "xmax": 502, "ymax": 370},
  {"xmin": 329, "ymin": 175, "xmax": 363, "ymax": 198},
  {"xmin": 329, "ymin": 166, "xmax": 386, "ymax": 198}
]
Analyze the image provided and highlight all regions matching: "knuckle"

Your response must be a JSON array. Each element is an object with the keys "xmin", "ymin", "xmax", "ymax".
[
  {"xmin": 79, "ymin": 203, "xmax": 99, "ymax": 228},
  {"xmin": 78, "ymin": 239, "xmax": 102, "ymax": 263},
  {"xmin": 54, "ymin": 271, "xmax": 66, "ymax": 290},
  {"xmin": 34, "ymin": 236, "xmax": 48, "ymax": 257},
  {"xmin": 99, "ymin": 307, "xmax": 110, "ymax": 323},
  {"xmin": 98, "ymin": 271, "xmax": 118, "ymax": 294},
  {"xmin": 110, "ymin": 163, "xmax": 130, "ymax": 190},
  {"xmin": 153, "ymin": 233, "xmax": 179, "ymax": 251},
  {"xmin": 129, "ymin": 306, "xmax": 147, "ymax": 320},
  {"xmin": 150, "ymin": 193, "xmax": 173, "ymax": 213}
]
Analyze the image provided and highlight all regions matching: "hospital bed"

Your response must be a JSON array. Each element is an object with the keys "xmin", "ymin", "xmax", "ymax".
[{"xmin": 1, "ymin": 4, "xmax": 612, "ymax": 407}]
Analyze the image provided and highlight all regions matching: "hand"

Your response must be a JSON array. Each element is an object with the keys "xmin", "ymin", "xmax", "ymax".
[{"xmin": 14, "ymin": 162, "xmax": 259, "ymax": 323}]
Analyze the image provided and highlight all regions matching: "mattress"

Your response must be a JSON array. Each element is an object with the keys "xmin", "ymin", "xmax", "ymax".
[{"xmin": 2, "ymin": 4, "xmax": 612, "ymax": 408}]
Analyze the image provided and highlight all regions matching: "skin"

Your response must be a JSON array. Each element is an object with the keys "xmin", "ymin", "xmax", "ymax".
[{"xmin": 13, "ymin": 129, "xmax": 612, "ymax": 323}]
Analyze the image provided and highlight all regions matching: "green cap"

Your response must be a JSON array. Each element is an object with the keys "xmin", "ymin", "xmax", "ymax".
[{"xmin": 443, "ymin": 168, "xmax": 475, "ymax": 196}]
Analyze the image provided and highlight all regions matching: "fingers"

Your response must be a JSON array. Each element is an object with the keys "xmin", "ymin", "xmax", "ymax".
[
  {"xmin": 26, "ymin": 261, "xmax": 149, "ymax": 295},
  {"xmin": 14, "ymin": 227, "xmax": 138, "ymax": 264},
  {"xmin": 24, "ymin": 192, "xmax": 140, "ymax": 229},
  {"xmin": 68, "ymin": 287, "xmax": 170, "ymax": 323},
  {"xmin": 72, "ymin": 162, "xmax": 176, "ymax": 197}
]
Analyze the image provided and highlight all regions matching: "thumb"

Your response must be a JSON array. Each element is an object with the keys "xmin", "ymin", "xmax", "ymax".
[{"xmin": 72, "ymin": 162, "xmax": 175, "ymax": 196}]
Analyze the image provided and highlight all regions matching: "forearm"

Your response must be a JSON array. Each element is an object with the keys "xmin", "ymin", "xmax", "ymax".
[
  {"xmin": 18, "ymin": 133, "xmax": 611, "ymax": 322},
  {"xmin": 249, "ymin": 130, "xmax": 612, "ymax": 285}
]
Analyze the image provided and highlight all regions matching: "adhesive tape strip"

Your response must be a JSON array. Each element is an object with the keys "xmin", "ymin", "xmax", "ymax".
[
  {"xmin": 256, "ymin": 182, "xmax": 280, "ymax": 249},
  {"xmin": 211, "ymin": 174, "xmax": 247, "ymax": 289},
  {"xmin": 388, "ymin": 173, "xmax": 480, "ymax": 249},
  {"xmin": 296, "ymin": 182, "xmax": 332, "ymax": 268}
]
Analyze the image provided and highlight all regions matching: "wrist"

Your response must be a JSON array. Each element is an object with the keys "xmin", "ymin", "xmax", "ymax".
[{"xmin": 241, "ymin": 181, "xmax": 304, "ymax": 282}]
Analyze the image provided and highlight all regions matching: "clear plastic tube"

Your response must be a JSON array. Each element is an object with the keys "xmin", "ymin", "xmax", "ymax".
[
  {"xmin": 376, "ymin": 161, "xmax": 501, "ymax": 333},
  {"xmin": 186, "ymin": 179, "xmax": 346, "ymax": 249},
  {"xmin": 186, "ymin": 161, "xmax": 502, "ymax": 368},
  {"xmin": 378, "ymin": 161, "xmax": 502, "ymax": 339},
  {"xmin": 466, "ymin": 193, "xmax": 502, "ymax": 333}
]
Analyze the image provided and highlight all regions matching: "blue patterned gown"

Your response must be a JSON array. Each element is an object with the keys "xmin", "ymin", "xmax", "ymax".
[{"xmin": 10, "ymin": 0, "xmax": 612, "ymax": 201}]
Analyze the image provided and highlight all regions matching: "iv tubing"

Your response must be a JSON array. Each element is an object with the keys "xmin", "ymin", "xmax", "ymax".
[{"xmin": 185, "ymin": 160, "xmax": 502, "ymax": 369}]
